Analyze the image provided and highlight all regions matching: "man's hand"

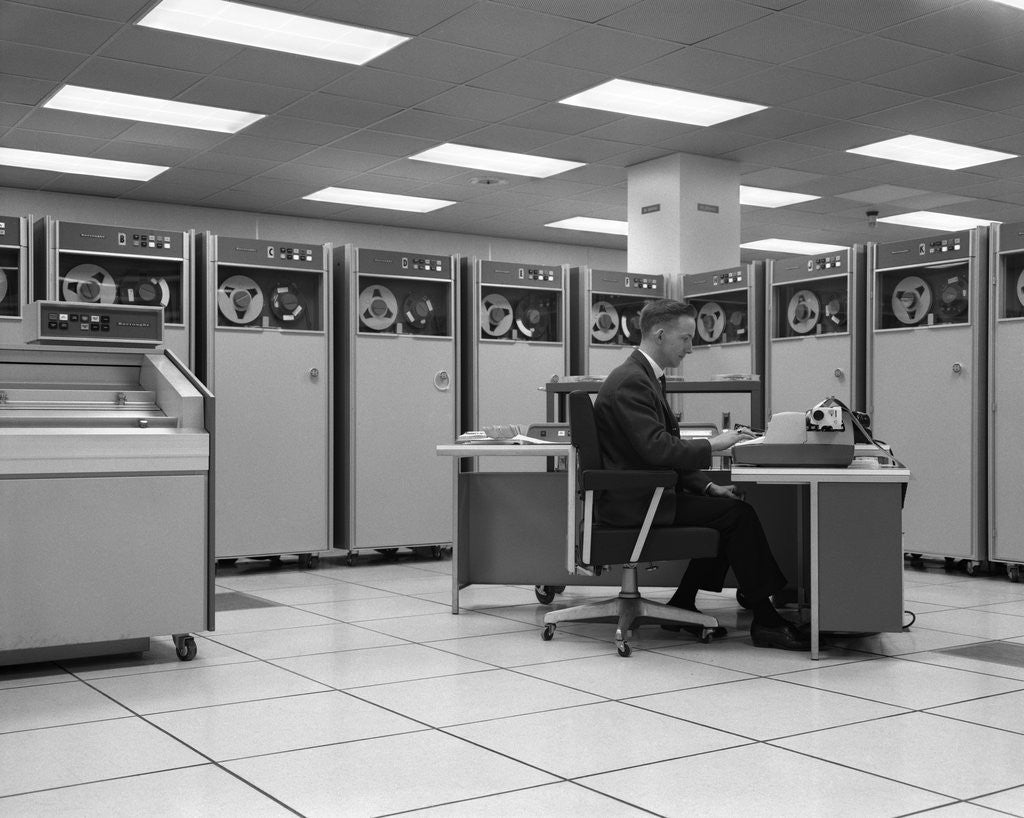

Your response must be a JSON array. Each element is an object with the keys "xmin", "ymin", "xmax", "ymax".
[
  {"xmin": 708, "ymin": 428, "xmax": 756, "ymax": 452},
  {"xmin": 707, "ymin": 483, "xmax": 745, "ymax": 500}
]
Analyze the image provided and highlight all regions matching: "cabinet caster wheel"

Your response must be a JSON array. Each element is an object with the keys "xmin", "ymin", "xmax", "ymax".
[
  {"xmin": 535, "ymin": 585, "xmax": 556, "ymax": 604},
  {"xmin": 298, "ymin": 553, "xmax": 319, "ymax": 569},
  {"xmin": 173, "ymin": 635, "xmax": 197, "ymax": 662},
  {"xmin": 617, "ymin": 642, "xmax": 632, "ymax": 657},
  {"xmin": 542, "ymin": 624, "xmax": 556, "ymax": 641},
  {"xmin": 699, "ymin": 629, "xmax": 714, "ymax": 644},
  {"xmin": 1008, "ymin": 565, "xmax": 1022, "ymax": 583},
  {"xmin": 431, "ymin": 545, "xmax": 443, "ymax": 559},
  {"xmin": 907, "ymin": 553, "xmax": 924, "ymax": 568},
  {"xmin": 965, "ymin": 561, "xmax": 977, "ymax": 576}
]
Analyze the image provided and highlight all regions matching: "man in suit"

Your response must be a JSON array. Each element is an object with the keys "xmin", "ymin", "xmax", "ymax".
[{"xmin": 594, "ymin": 298, "xmax": 809, "ymax": 651}]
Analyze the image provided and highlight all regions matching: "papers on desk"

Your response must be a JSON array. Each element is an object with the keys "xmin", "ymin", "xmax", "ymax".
[{"xmin": 456, "ymin": 431, "xmax": 562, "ymax": 445}]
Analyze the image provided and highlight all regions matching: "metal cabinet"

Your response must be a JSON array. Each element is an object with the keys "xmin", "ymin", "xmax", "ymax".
[{"xmin": 0, "ymin": 214, "xmax": 32, "ymax": 346}]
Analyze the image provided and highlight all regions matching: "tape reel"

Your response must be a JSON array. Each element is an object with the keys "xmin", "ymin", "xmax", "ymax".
[
  {"xmin": 270, "ymin": 283, "xmax": 305, "ymax": 323},
  {"xmin": 786, "ymin": 289, "xmax": 820, "ymax": 335},
  {"xmin": 481, "ymin": 293, "xmax": 513, "ymax": 337},
  {"xmin": 217, "ymin": 274, "xmax": 264, "ymax": 325},
  {"xmin": 0, "ymin": 269, "xmax": 7, "ymax": 306},
  {"xmin": 591, "ymin": 300, "xmax": 619, "ymax": 343},
  {"xmin": 402, "ymin": 291, "xmax": 435, "ymax": 333},
  {"xmin": 725, "ymin": 308, "xmax": 747, "ymax": 342},
  {"xmin": 63, "ymin": 264, "xmax": 117, "ymax": 304},
  {"xmin": 358, "ymin": 285, "xmax": 398, "ymax": 332},
  {"xmin": 821, "ymin": 291, "xmax": 847, "ymax": 332},
  {"xmin": 935, "ymin": 274, "xmax": 968, "ymax": 321},
  {"xmin": 120, "ymin": 275, "xmax": 170, "ymax": 308},
  {"xmin": 514, "ymin": 293, "xmax": 550, "ymax": 340},
  {"xmin": 697, "ymin": 301, "xmax": 725, "ymax": 343},
  {"xmin": 1018, "ymin": 271, "xmax": 1024, "ymax": 308},
  {"xmin": 619, "ymin": 306, "xmax": 642, "ymax": 341},
  {"xmin": 891, "ymin": 276, "xmax": 932, "ymax": 325}
]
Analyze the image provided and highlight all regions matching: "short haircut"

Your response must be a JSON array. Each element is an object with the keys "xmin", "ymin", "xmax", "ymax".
[{"xmin": 639, "ymin": 299, "xmax": 696, "ymax": 337}]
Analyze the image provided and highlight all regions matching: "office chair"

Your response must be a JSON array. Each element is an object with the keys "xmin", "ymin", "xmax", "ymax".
[{"xmin": 541, "ymin": 391, "xmax": 722, "ymax": 657}]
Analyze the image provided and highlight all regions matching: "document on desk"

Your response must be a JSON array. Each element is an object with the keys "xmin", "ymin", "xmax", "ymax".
[{"xmin": 456, "ymin": 431, "xmax": 562, "ymax": 445}]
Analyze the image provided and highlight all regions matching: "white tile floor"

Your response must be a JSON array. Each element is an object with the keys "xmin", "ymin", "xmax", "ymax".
[{"xmin": 4, "ymin": 556, "xmax": 1024, "ymax": 817}]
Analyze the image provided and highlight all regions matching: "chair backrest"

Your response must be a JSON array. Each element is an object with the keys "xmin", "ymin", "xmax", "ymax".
[{"xmin": 568, "ymin": 391, "xmax": 603, "ymax": 472}]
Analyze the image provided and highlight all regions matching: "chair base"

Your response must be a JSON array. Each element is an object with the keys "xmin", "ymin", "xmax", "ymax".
[{"xmin": 542, "ymin": 583, "xmax": 720, "ymax": 657}]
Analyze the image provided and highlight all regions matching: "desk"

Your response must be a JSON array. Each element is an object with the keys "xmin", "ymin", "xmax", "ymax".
[
  {"xmin": 732, "ymin": 465, "xmax": 911, "ymax": 659},
  {"xmin": 545, "ymin": 378, "xmax": 763, "ymax": 429}
]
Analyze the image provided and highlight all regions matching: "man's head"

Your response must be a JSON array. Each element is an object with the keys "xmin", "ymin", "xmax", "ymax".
[{"xmin": 638, "ymin": 299, "xmax": 696, "ymax": 369}]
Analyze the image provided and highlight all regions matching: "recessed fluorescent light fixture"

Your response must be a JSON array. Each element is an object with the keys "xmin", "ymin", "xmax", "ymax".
[
  {"xmin": 560, "ymin": 79, "xmax": 766, "ymax": 126},
  {"xmin": 847, "ymin": 135, "xmax": 1016, "ymax": 170},
  {"xmin": 44, "ymin": 85, "xmax": 263, "ymax": 133},
  {"xmin": 876, "ymin": 211, "xmax": 993, "ymax": 231},
  {"xmin": 988, "ymin": 0, "xmax": 1024, "ymax": 9},
  {"xmin": 304, "ymin": 187, "xmax": 454, "ymax": 213},
  {"xmin": 741, "ymin": 239, "xmax": 848, "ymax": 255},
  {"xmin": 409, "ymin": 144, "xmax": 584, "ymax": 178},
  {"xmin": 0, "ymin": 147, "xmax": 167, "ymax": 181},
  {"xmin": 545, "ymin": 217, "xmax": 628, "ymax": 236},
  {"xmin": 138, "ymin": 0, "xmax": 408, "ymax": 65},
  {"xmin": 740, "ymin": 185, "xmax": 819, "ymax": 208}
]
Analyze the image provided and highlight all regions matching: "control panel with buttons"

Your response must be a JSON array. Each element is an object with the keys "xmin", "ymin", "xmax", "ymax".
[
  {"xmin": 25, "ymin": 301, "xmax": 163, "ymax": 347},
  {"xmin": 358, "ymin": 248, "xmax": 452, "ymax": 279}
]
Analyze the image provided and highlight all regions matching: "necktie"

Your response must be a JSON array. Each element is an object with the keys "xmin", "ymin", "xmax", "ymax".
[{"xmin": 659, "ymin": 374, "xmax": 667, "ymax": 395}]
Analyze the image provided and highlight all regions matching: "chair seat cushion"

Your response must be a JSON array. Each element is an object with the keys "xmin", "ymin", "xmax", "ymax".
[{"xmin": 588, "ymin": 525, "xmax": 719, "ymax": 566}]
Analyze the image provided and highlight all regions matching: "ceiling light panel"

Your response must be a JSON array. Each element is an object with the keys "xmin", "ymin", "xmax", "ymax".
[
  {"xmin": 740, "ymin": 239, "xmax": 848, "ymax": 254},
  {"xmin": 0, "ymin": 147, "xmax": 167, "ymax": 181},
  {"xmin": 847, "ymin": 135, "xmax": 1016, "ymax": 170},
  {"xmin": 545, "ymin": 217, "xmax": 629, "ymax": 235},
  {"xmin": 303, "ymin": 187, "xmax": 454, "ymax": 212},
  {"xmin": 876, "ymin": 211, "xmax": 994, "ymax": 231},
  {"xmin": 740, "ymin": 185, "xmax": 819, "ymax": 208},
  {"xmin": 409, "ymin": 143, "xmax": 584, "ymax": 178},
  {"xmin": 45, "ymin": 85, "xmax": 263, "ymax": 133},
  {"xmin": 138, "ymin": 0, "xmax": 409, "ymax": 65},
  {"xmin": 559, "ymin": 79, "xmax": 766, "ymax": 126}
]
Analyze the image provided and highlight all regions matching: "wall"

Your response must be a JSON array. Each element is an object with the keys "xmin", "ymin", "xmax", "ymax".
[{"xmin": 1, "ymin": 187, "xmax": 627, "ymax": 269}]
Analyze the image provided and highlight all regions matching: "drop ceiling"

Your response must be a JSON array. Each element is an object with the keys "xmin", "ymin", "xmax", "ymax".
[{"xmin": 3, "ymin": 0, "xmax": 1024, "ymax": 260}]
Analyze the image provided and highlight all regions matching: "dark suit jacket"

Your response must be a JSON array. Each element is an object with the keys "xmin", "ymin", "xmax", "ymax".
[{"xmin": 593, "ymin": 350, "xmax": 712, "ymax": 526}]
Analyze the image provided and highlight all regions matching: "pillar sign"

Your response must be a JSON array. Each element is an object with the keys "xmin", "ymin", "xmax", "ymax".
[{"xmin": 641, "ymin": 204, "xmax": 661, "ymax": 214}]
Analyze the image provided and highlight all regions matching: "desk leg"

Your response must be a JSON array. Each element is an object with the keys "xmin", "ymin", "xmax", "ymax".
[
  {"xmin": 451, "ymin": 457, "xmax": 460, "ymax": 615},
  {"xmin": 810, "ymin": 481, "xmax": 820, "ymax": 660}
]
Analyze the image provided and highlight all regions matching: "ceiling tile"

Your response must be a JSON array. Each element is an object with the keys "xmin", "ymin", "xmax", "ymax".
[
  {"xmin": 712, "ymin": 66, "xmax": 846, "ymax": 105},
  {"xmin": 212, "ymin": 48, "xmax": 354, "ymax": 92},
  {"xmin": 100, "ymin": 28, "xmax": 239, "ymax": 75},
  {"xmin": 417, "ymin": 86, "xmax": 544, "ymax": 122},
  {"xmin": 785, "ymin": 82, "xmax": 917, "ymax": 119},
  {"xmin": 332, "ymin": 130, "xmax": 439, "ymax": 157},
  {"xmin": 891, "ymin": 192, "xmax": 976, "ymax": 210},
  {"xmin": 321, "ymin": 68, "xmax": 452, "ymax": 107},
  {"xmin": 372, "ymin": 109, "xmax": 486, "ymax": 141},
  {"xmin": 67, "ymin": 58, "xmax": 203, "ymax": 98},
  {"xmin": 740, "ymin": 167, "xmax": 823, "ymax": 188},
  {"xmin": 420, "ymin": 2, "xmax": 583, "ymax": 55},
  {"xmin": 303, "ymin": 0, "xmax": 479, "ymax": 36},
  {"xmin": 625, "ymin": 46, "xmax": 770, "ymax": 92},
  {"xmin": 722, "ymin": 139, "xmax": 831, "ymax": 167},
  {"xmin": 240, "ymin": 117, "xmax": 355, "ymax": 146},
  {"xmin": 469, "ymin": 59, "xmax": 605, "ymax": 100},
  {"xmin": 285, "ymin": 148, "xmax": 393, "ymax": 175},
  {"xmin": 869, "ymin": 55, "xmax": 1012, "ymax": 97},
  {"xmin": 177, "ymin": 77, "xmax": 309, "ymax": 115},
  {"xmin": 41, "ymin": 176, "xmax": 143, "ymax": 197},
  {"xmin": 880, "ymin": 0, "xmax": 1024, "ymax": 52},
  {"xmin": 0, "ymin": 74, "xmax": 57, "ymax": 105},
  {"xmin": 373, "ymin": 158, "xmax": 467, "ymax": 182},
  {"xmin": 534, "ymin": 135, "xmax": 633, "ymax": 163},
  {"xmin": 114, "ymin": 124, "xmax": 228, "ymax": 150},
  {"xmin": 502, "ymin": 103, "xmax": 621, "ymax": 136},
  {"xmin": 856, "ymin": 99, "xmax": 984, "ymax": 131},
  {"xmin": 182, "ymin": 153, "xmax": 279, "ymax": 177},
  {"xmin": 726, "ymin": 108, "xmax": 835, "ymax": 140},
  {"xmin": 837, "ymin": 184, "xmax": 930, "ymax": 203},
  {"xmin": 941, "ymin": 74, "xmax": 1024, "ymax": 113},
  {"xmin": 527, "ymin": 26, "xmax": 680, "ymax": 74},
  {"xmin": 333, "ymin": 172, "xmax": 441, "ymax": 195},
  {"xmin": 0, "ymin": 166, "xmax": 61, "ymax": 187},
  {"xmin": 209, "ymin": 135, "xmax": 314, "ymax": 162},
  {"xmin": 783, "ymin": 121, "xmax": 900, "ymax": 151},
  {"xmin": 0, "ymin": 3, "xmax": 121, "ymax": 53},
  {"xmin": 448, "ymin": 123, "xmax": 559, "ymax": 153},
  {"xmin": 19, "ymin": 109, "xmax": 131, "ymax": 139},
  {"xmin": 91, "ymin": 140, "xmax": 196, "ymax": 167},
  {"xmin": 657, "ymin": 129, "xmax": 761, "ymax": 156},
  {"xmin": 786, "ymin": 36, "xmax": 940, "ymax": 81},
  {"xmin": 599, "ymin": 145, "xmax": 673, "ymax": 167},
  {"xmin": 280, "ymin": 94, "xmax": 402, "ymax": 128},
  {"xmin": 228, "ymin": 177, "xmax": 314, "ymax": 201},
  {"xmin": 261, "ymin": 162, "xmax": 364, "ymax": 186},
  {"xmin": 0, "ymin": 42, "xmax": 88, "ymax": 82},
  {"xmin": 580, "ymin": 118, "xmax": 694, "ymax": 146},
  {"xmin": 12, "ymin": 0, "xmax": 148, "ymax": 21},
  {"xmin": 492, "ymin": 0, "xmax": 640, "ymax": 23},
  {"xmin": 922, "ymin": 112, "xmax": 1024, "ymax": 147},
  {"xmin": 784, "ymin": 0, "xmax": 963, "ymax": 33},
  {"xmin": 601, "ymin": 0, "xmax": 769, "ymax": 44},
  {"xmin": 140, "ymin": 167, "xmax": 247, "ymax": 195},
  {"xmin": 958, "ymin": 33, "xmax": 1024, "ymax": 73},
  {"xmin": 199, "ymin": 189, "xmax": 287, "ymax": 211},
  {"xmin": 0, "ymin": 128, "xmax": 106, "ymax": 156},
  {"xmin": 701, "ymin": 12, "xmax": 859, "ymax": 63},
  {"xmin": 372, "ymin": 38, "xmax": 513, "ymax": 83},
  {"xmin": 0, "ymin": 102, "xmax": 31, "ymax": 127}
]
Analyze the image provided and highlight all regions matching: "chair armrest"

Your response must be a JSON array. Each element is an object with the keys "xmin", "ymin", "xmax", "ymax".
[{"xmin": 580, "ymin": 469, "xmax": 677, "ymax": 491}]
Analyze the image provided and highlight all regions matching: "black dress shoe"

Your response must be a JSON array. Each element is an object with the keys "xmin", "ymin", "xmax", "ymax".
[
  {"xmin": 750, "ymin": 621, "xmax": 812, "ymax": 651},
  {"xmin": 660, "ymin": 608, "xmax": 728, "ymax": 639}
]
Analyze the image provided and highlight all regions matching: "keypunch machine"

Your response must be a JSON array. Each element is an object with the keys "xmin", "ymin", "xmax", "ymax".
[{"xmin": 0, "ymin": 301, "xmax": 213, "ymax": 666}]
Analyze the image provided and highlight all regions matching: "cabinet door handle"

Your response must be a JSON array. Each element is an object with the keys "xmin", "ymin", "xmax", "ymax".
[
  {"xmin": 952, "ymin": 362, "xmax": 963, "ymax": 374},
  {"xmin": 434, "ymin": 370, "xmax": 450, "ymax": 391},
  {"xmin": 309, "ymin": 368, "xmax": 320, "ymax": 379}
]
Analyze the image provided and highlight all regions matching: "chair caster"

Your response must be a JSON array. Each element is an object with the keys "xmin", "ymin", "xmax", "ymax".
[
  {"xmin": 616, "ymin": 641, "xmax": 632, "ymax": 657},
  {"xmin": 541, "ymin": 624, "xmax": 556, "ymax": 641},
  {"xmin": 698, "ymin": 628, "xmax": 716, "ymax": 644},
  {"xmin": 534, "ymin": 585, "xmax": 566, "ymax": 604}
]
